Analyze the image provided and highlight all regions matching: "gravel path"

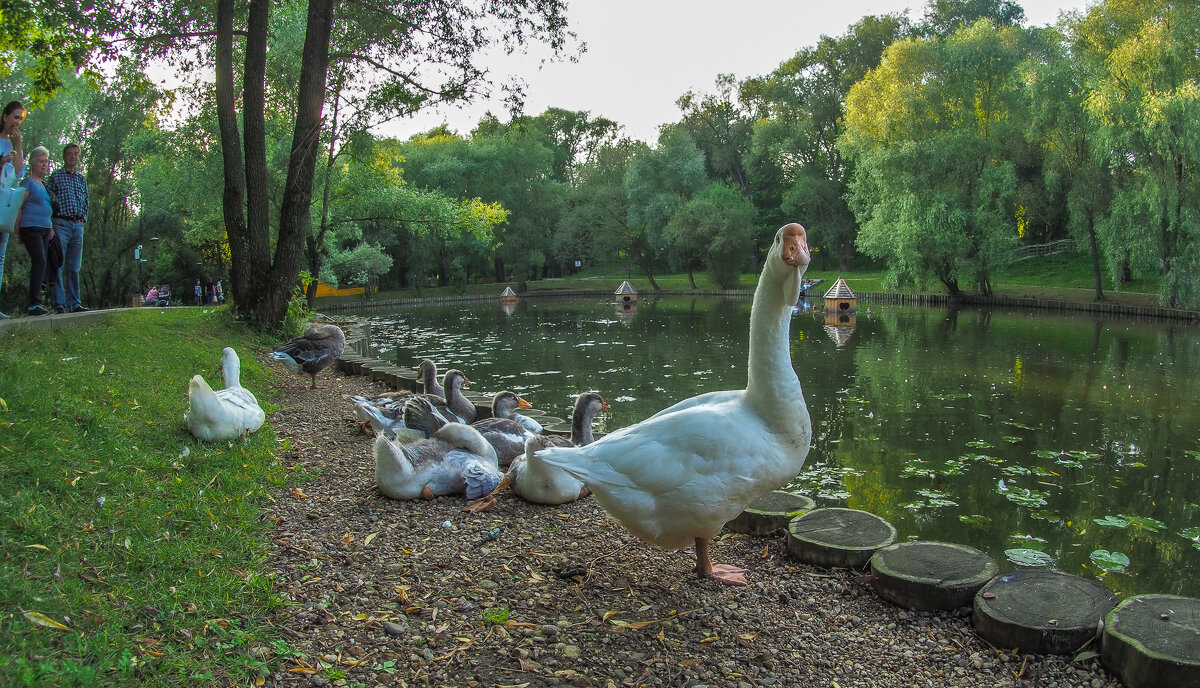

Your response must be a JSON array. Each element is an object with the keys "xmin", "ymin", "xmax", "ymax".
[{"xmin": 261, "ymin": 370, "xmax": 1125, "ymax": 688}]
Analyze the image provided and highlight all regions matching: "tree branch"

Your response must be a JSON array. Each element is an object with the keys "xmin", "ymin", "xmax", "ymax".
[{"xmin": 329, "ymin": 52, "xmax": 442, "ymax": 95}]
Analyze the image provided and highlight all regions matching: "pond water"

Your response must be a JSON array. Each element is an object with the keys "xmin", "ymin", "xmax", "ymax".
[{"xmin": 362, "ymin": 295, "xmax": 1200, "ymax": 597}]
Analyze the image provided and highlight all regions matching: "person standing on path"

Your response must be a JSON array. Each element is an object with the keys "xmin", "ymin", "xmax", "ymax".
[
  {"xmin": 14, "ymin": 146, "xmax": 54, "ymax": 316},
  {"xmin": 193, "ymin": 279, "xmax": 202, "ymax": 306},
  {"xmin": 46, "ymin": 142, "xmax": 90, "ymax": 313},
  {"xmin": 0, "ymin": 100, "xmax": 27, "ymax": 320}
]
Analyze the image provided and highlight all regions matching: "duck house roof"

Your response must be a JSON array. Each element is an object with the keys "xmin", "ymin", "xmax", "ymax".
[
  {"xmin": 500, "ymin": 287, "xmax": 517, "ymax": 297},
  {"xmin": 615, "ymin": 281, "xmax": 638, "ymax": 295},
  {"xmin": 823, "ymin": 277, "xmax": 856, "ymax": 300}
]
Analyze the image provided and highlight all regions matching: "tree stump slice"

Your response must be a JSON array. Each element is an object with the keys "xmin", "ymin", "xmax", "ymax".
[
  {"xmin": 786, "ymin": 508, "xmax": 896, "ymax": 569},
  {"xmin": 971, "ymin": 570, "xmax": 1118, "ymax": 655},
  {"xmin": 726, "ymin": 490, "xmax": 816, "ymax": 535},
  {"xmin": 394, "ymin": 369, "xmax": 420, "ymax": 392},
  {"xmin": 1102, "ymin": 594, "xmax": 1200, "ymax": 688},
  {"xmin": 870, "ymin": 541, "xmax": 998, "ymax": 611}
]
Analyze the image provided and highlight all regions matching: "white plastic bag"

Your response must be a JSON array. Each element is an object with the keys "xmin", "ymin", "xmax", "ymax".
[{"xmin": 0, "ymin": 163, "xmax": 26, "ymax": 233}]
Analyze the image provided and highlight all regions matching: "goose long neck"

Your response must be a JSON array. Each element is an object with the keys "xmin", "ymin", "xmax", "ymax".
[
  {"xmin": 222, "ymin": 356, "xmax": 241, "ymax": 389},
  {"xmin": 745, "ymin": 260, "xmax": 802, "ymax": 416}
]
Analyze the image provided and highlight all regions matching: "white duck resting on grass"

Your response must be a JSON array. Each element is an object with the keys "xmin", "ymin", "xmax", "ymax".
[
  {"xmin": 464, "ymin": 392, "xmax": 610, "ymax": 513},
  {"xmin": 533, "ymin": 223, "xmax": 813, "ymax": 585},
  {"xmin": 271, "ymin": 323, "xmax": 345, "ymax": 388},
  {"xmin": 374, "ymin": 422, "xmax": 502, "ymax": 501},
  {"xmin": 186, "ymin": 347, "xmax": 266, "ymax": 442}
]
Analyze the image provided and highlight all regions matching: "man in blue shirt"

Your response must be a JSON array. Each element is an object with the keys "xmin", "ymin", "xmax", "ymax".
[{"xmin": 46, "ymin": 143, "xmax": 90, "ymax": 313}]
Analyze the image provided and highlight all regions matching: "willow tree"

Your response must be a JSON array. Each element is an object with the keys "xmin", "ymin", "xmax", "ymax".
[
  {"xmin": 1076, "ymin": 0, "xmax": 1200, "ymax": 308},
  {"xmin": 117, "ymin": 0, "xmax": 573, "ymax": 327},
  {"xmin": 841, "ymin": 19, "xmax": 1029, "ymax": 296}
]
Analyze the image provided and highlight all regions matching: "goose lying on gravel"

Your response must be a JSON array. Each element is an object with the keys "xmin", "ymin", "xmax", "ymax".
[
  {"xmin": 463, "ymin": 392, "xmax": 610, "ymax": 513},
  {"xmin": 374, "ymin": 423, "xmax": 501, "ymax": 500},
  {"xmin": 470, "ymin": 391, "xmax": 541, "ymax": 467}
]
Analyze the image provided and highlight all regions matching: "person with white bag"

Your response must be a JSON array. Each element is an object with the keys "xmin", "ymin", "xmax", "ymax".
[{"xmin": 0, "ymin": 100, "xmax": 27, "ymax": 320}]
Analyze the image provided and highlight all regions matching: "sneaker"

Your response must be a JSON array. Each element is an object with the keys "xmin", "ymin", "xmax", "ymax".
[
  {"xmin": 28, "ymin": 305, "xmax": 50, "ymax": 316},
  {"xmin": 70, "ymin": 305, "xmax": 90, "ymax": 313},
  {"xmin": 54, "ymin": 306, "xmax": 65, "ymax": 314}
]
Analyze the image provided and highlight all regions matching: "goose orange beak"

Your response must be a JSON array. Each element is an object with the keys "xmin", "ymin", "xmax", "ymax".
[
  {"xmin": 517, "ymin": 397, "xmax": 533, "ymax": 409},
  {"xmin": 781, "ymin": 223, "xmax": 810, "ymax": 267}
]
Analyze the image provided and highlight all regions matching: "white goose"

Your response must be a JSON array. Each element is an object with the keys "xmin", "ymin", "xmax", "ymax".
[
  {"xmin": 464, "ymin": 392, "xmax": 610, "ymax": 512},
  {"xmin": 374, "ymin": 423, "xmax": 502, "ymax": 500},
  {"xmin": 534, "ymin": 223, "xmax": 813, "ymax": 585},
  {"xmin": 185, "ymin": 347, "xmax": 267, "ymax": 442}
]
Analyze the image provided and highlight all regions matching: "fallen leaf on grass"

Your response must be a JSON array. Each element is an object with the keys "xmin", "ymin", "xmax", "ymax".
[
  {"xmin": 363, "ymin": 532, "xmax": 378, "ymax": 546},
  {"xmin": 24, "ymin": 544, "xmax": 50, "ymax": 551},
  {"xmin": 23, "ymin": 610, "xmax": 70, "ymax": 631},
  {"xmin": 287, "ymin": 667, "xmax": 319, "ymax": 675}
]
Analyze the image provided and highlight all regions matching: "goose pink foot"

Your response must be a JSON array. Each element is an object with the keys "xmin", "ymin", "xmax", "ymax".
[{"xmin": 694, "ymin": 538, "xmax": 748, "ymax": 586}]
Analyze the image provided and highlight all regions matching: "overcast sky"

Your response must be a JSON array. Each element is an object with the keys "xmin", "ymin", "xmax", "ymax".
[{"xmin": 388, "ymin": 0, "xmax": 1094, "ymax": 143}]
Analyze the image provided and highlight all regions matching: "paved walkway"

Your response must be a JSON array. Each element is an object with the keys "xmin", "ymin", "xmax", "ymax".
[{"xmin": 0, "ymin": 306, "xmax": 165, "ymax": 332}]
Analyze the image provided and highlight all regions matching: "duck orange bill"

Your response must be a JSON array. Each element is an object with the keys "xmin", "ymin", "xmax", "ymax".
[
  {"xmin": 782, "ymin": 223, "xmax": 810, "ymax": 267},
  {"xmin": 518, "ymin": 397, "xmax": 533, "ymax": 409}
]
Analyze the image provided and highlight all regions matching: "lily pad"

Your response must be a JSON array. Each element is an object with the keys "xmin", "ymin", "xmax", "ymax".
[
  {"xmin": 1089, "ymin": 549, "xmax": 1129, "ymax": 572},
  {"xmin": 966, "ymin": 439, "xmax": 993, "ymax": 449},
  {"xmin": 1181, "ymin": 526, "xmax": 1200, "ymax": 543},
  {"xmin": 1185, "ymin": 449, "xmax": 1199, "ymax": 461},
  {"xmin": 1002, "ymin": 435, "xmax": 1023, "ymax": 443},
  {"xmin": 1121, "ymin": 515, "xmax": 1165, "ymax": 531},
  {"xmin": 1001, "ymin": 465, "xmax": 1032, "ymax": 476},
  {"xmin": 1005, "ymin": 548, "xmax": 1053, "ymax": 567},
  {"xmin": 997, "ymin": 481, "xmax": 1049, "ymax": 508},
  {"xmin": 1094, "ymin": 515, "xmax": 1129, "ymax": 528},
  {"xmin": 959, "ymin": 514, "xmax": 992, "ymax": 526}
]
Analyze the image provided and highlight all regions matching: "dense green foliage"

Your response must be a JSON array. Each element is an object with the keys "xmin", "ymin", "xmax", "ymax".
[{"xmin": 1, "ymin": 0, "xmax": 1198, "ymax": 318}]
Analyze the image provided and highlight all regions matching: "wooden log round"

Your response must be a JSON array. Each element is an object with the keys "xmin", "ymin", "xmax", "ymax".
[
  {"xmin": 786, "ymin": 508, "xmax": 896, "ymax": 569},
  {"xmin": 870, "ymin": 541, "xmax": 998, "ymax": 611},
  {"xmin": 726, "ymin": 490, "xmax": 816, "ymax": 535},
  {"xmin": 1102, "ymin": 594, "xmax": 1200, "ymax": 688},
  {"xmin": 971, "ymin": 570, "xmax": 1118, "ymax": 655}
]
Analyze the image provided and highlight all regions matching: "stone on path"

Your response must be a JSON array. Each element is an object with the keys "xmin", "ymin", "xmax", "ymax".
[
  {"xmin": 1101, "ymin": 593, "xmax": 1200, "ymax": 688},
  {"xmin": 870, "ymin": 541, "xmax": 997, "ymax": 611},
  {"xmin": 786, "ymin": 507, "xmax": 896, "ymax": 569},
  {"xmin": 726, "ymin": 490, "xmax": 816, "ymax": 536},
  {"xmin": 972, "ymin": 569, "xmax": 1118, "ymax": 655}
]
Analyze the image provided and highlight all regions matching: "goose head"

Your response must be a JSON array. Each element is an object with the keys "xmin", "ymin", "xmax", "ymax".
[
  {"xmin": 571, "ymin": 392, "xmax": 610, "ymax": 446},
  {"xmin": 491, "ymin": 390, "xmax": 532, "ymax": 419},
  {"xmin": 443, "ymin": 369, "xmax": 470, "ymax": 395},
  {"xmin": 766, "ymin": 223, "xmax": 811, "ymax": 306},
  {"xmin": 418, "ymin": 359, "xmax": 441, "ymax": 395}
]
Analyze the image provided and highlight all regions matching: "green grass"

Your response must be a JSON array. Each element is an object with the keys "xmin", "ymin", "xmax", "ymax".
[
  {"xmin": 0, "ymin": 308, "xmax": 308, "ymax": 687},
  {"xmin": 318, "ymin": 250, "xmax": 1167, "ymax": 309}
]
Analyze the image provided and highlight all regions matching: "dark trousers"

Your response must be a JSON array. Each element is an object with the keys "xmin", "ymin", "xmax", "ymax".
[{"xmin": 18, "ymin": 226, "xmax": 51, "ymax": 308}]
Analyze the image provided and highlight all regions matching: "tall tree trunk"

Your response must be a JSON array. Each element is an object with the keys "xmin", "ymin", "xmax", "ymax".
[
  {"xmin": 263, "ymin": 0, "xmax": 336, "ymax": 326},
  {"xmin": 1086, "ymin": 211, "xmax": 1104, "ymax": 301},
  {"xmin": 686, "ymin": 268, "xmax": 696, "ymax": 289},
  {"xmin": 214, "ymin": 0, "xmax": 250, "ymax": 314}
]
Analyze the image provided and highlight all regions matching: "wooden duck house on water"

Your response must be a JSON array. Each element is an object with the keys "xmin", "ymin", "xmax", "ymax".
[
  {"xmin": 823, "ymin": 277, "xmax": 857, "ymax": 314},
  {"xmin": 615, "ymin": 281, "xmax": 637, "ymax": 304},
  {"xmin": 499, "ymin": 286, "xmax": 518, "ymax": 304},
  {"xmin": 615, "ymin": 281, "xmax": 638, "ymax": 314},
  {"xmin": 824, "ymin": 277, "xmax": 857, "ymax": 327}
]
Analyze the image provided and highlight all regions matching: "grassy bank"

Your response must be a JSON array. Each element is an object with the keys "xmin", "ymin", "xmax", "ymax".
[
  {"xmin": 315, "ymin": 250, "xmax": 1169, "ymax": 310},
  {"xmin": 0, "ymin": 308, "xmax": 303, "ymax": 686}
]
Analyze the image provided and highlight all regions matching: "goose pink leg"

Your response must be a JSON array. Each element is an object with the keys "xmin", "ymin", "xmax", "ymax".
[{"xmin": 694, "ymin": 538, "xmax": 747, "ymax": 586}]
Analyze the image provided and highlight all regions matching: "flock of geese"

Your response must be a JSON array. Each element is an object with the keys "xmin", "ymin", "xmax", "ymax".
[
  {"xmin": 347, "ymin": 362, "xmax": 612, "ymax": 512},
  {"xmin": 185, "ymin": 223, "xmax": 815, "ymax": 585}
]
